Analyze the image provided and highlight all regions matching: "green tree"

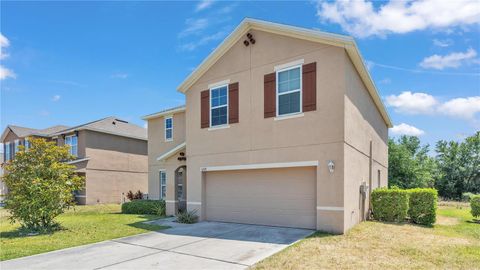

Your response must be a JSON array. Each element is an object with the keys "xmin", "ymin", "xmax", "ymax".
[
  {"xmin": 435, "ymin": 132, "xmax": 480, "ymax": 199},
  {"xmin": 2, "ymin": 138, "xmax": 84, "ymax": 232},
  {"xmin": 388, "ymin": 136, "xmax": 436, "ymax": 189}
]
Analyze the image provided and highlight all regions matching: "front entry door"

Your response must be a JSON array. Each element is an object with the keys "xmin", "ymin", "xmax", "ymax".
[{"xmin": 175, "ymin": 166, "xmax": 187, "ymax": 212}]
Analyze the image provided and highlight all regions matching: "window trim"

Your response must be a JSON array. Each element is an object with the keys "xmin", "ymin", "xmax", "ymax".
[
  {"xmin": 164, "ymin": 116, "xmax": 173, "ymax": 142},
  {"xmin": 209, "ymin": 84, "xmax": 229, "ymax": 128},
  {"xmin": 65, "ymin": 134, "xmax": 78, "ymax": 157},
  {"xmin": 24, "ymin": 138, "xmax": 30, "ymax": 150},
  {"xmin": 276, "ymin": 64, "xmax": 303, "ymax": 117},
  {"xmin": 5, "ymin": 142, "xmax": 11, "ymax": 161},
  {"xmin": 14, "ymin": 139, "xmax": 20, "ymax": 153},
  {"xmin": 159, "ymin": 169, "xmax": 167, "ymax": 200}
]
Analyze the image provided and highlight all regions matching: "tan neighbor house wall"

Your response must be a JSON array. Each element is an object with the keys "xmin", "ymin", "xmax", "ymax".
[
  {"xmin": 185, "ymin": 29, "xmax": 348, "ymax": 233},
  {"xmin": 82, "ymin": 130, "xmax": 147, "ymax": 204}
]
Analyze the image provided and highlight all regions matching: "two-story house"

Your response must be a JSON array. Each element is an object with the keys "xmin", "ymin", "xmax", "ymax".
[
  {"xmin": 1, "ymin": 116, "xmax": 148, "ymax": 204},
  {"xmin": 144, "ymin": 19, "xmax": 392, "ymax": 234}
]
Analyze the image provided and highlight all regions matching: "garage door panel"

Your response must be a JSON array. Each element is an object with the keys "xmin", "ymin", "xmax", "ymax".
[{"xmin": 205, "ymin": 167, "xmax": 316, "ymax": 229}]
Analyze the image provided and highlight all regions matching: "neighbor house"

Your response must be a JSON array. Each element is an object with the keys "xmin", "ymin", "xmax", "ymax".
[
  {"xmin": 1, "ymin": 117, "xmax": 148, "ymax": 204},
  {"xmin": 143, "ymin": 19, "xmax": 392, "ymax": 234}
]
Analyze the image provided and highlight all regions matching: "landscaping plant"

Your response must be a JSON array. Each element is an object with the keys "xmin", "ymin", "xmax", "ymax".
[
  {"xmin": 121, "ymin": 200, "xmax": 165, "ymax": 215},
  {"xmin": 126, "ymin": 190, "xmax": 144, "ymax": 201},
  {"xmin": 407, "ymin": 188, "xmax": 438, "ymax": 226},
  {"xmin": 2, "ymin": 138, "xmax": 84, "ymax": 232},
  {"xmin": 371, "ymin": 187, "xmax": 409, "ymax": 222},
  {"xmin": 471, "ymin": 195, "xmax": 480, "ymax": 220},
  {"xmin": 176, "ymin": 209, "xmax": 198, "ymax": 224}
]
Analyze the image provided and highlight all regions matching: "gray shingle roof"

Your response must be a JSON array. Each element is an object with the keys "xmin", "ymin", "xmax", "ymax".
[{"xmin": 51, "ymin": 116, "xmax": 147, "ymax": 140}]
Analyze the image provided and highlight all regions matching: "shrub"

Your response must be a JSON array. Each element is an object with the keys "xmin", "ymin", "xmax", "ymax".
[
  {"xmin": 121, "ymin": 200, "xmax": 165, "ymax": 216},
  {"xmin": 462, "ymin": 192, "xmax": 476, "ymax": 202},
  {"xmin": 407, "ymin": 188, "xmax": 438, "ymax": 226},
  {"xmin": 3, "ymin": 138, "xmax": 84, "ymax": 232},
  {"xmin": 176, "ymin": 210, "xmax": 198, "ymax": 224},
  {"xmin": 471, "ymin": 195, "xmax": 480, "ymax": 219},
  {"xmin": 371, "ymin": 188, "xmax": 409, "ymax": 222}
]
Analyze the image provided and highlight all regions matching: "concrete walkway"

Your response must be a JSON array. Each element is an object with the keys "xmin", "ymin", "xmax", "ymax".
[{"xmin": 1, "ymin": 221, "xmax": 314, "ymax": 270}]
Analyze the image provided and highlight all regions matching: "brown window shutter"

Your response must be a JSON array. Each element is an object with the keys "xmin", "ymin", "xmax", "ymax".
[
  {"xmin": 302, "ymin": 62, "xmax": 317, "ymax": 112},
  {"xmin": 228, "ymin": 82, "xmax": 239, "ymax": 124},
  {"xmin": 200, "ymin": 90, "xmax": 210, "ymax": 128},
  {"xmin": 264, "ymin": 72, "xmax": 276, "ymax": 118}
]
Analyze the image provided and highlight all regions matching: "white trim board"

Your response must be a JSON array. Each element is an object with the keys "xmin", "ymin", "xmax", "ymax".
[
  {"xmin": 201, "ymin": 160, "xmax": 318, "ymax": 172},
  {"xmin": 157, "ymin": 142, "xmax": 186, "ymax": 161},
  {"xmin": 187, "ymin": 202, "xmax": 202, "ymax": 205}
]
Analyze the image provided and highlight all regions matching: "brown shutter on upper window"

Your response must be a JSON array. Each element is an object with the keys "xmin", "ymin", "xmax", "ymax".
[
  {"xmin": 264, "ymin": 72, "xmax": 276, "ymax": 118},
  {"xmin": 200, "ymin": 90, "xmax": 210, "ymax": 128},
  {"xmin": 302, "ymin": 62, "xmax": 317, "ymax": 112},
  {"xmin": 228, "ymin": 82, "xmax": 239, "ymax": 124}
]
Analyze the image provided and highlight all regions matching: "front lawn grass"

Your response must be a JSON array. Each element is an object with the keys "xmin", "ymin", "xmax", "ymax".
[
  {"xmin": 0, "ymin": 204, "xmax": 167, "ymax": 261},
  {"xmin": 254, "ymin": 203, "xmax": 480, "ymax": 270}
]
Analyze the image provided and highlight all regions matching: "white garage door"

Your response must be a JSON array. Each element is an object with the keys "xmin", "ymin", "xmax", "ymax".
[{"xmin": 205, "ymin": 166, "xmax": 316, "ymax": 229}]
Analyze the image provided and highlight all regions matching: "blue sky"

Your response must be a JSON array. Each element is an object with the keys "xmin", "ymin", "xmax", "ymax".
[{"xmin": 1, "ymin": 0, "xmax": 479, "ymax": 149}]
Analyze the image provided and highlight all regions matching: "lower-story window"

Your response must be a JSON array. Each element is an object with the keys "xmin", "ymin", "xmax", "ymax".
[{"xmin": 160, "ymin": 170, "xmax": 166, "ymax": 199}]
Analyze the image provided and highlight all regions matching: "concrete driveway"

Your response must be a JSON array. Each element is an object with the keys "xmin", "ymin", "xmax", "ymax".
[{"xmin": 1, "ymin": 221, "xmax": 314, "ymax": 270}]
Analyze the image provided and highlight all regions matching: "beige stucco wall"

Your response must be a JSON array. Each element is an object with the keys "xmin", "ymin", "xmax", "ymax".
[
  {"xmin": 82, "ymin": 130, "xmax": 148, "ymax": 204},
  {"xmin": 184, "ymin": 29, "xmax": 347, "ymax": 233},
  {"xmin": 147, "ymin": 113, "xmax": 186, "ymax": 214},
  {"xmin": 343, "ymin": 55, "xmax": 389, "ymax": 231}
]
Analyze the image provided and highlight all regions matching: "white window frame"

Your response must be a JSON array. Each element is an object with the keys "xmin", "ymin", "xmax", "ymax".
[
  {"xmin": 276, "ymin": 64, "xmax": 303, "ymax": 117},
  {"xmin": 159, "ymin": 170, "xmax": 167, "ymax": 200},
  {"xmin": 164, "ymin": 116, "xmax": 173, "ymax": 142},
  {"xmin": 14, "ymin": 139, "xmax": 20, "ymax": 154},
  {"xmin": 5, "ymin": 142, "xmax": 11, "ymax": 161},
  {"xmin": 24, "ymin": 138, "xmax": 30, "ymax": 150},
  {"xmin": 209, "ymin": 84, "xmax": 229, "ymax": 128},
  {"xmin": 65, "ymin": 135, "xmax": 78, "ymax": 157}
]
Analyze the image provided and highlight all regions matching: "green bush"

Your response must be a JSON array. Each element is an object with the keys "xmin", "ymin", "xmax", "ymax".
[
  {"xmin": 462, "ymin": 192, "xmax": 477, "ymax": 202},
  {"xmin": 176, "ymin": 209, "xmax": 198, "ymax": 224},
  {"xmin": 371, "ymin": 188, "xmax": 409, "ymax": 222},
  {"xmin": 407, "ymin": 188, "xmax": 438, "ymax": 226},
  {"xmin": 471, "ymin": 195, "xmax": 480, "ymax": 219},
  {"xmin": 121, "ymin": 200, "xmax": 165, "ymax": 216}
]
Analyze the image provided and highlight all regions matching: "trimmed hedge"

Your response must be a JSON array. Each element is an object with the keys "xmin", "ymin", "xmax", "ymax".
[
  {"xmin": 121, "ymin": 200, "xmax": 165, "ymax": 216},
  {"xmin": 471, "ymin": 195, "xmax": 480, "ymax": 218},
  {"xmin": 371, "ymin": 188, "xmax": 409, "ymax": 222},
  {"xmin": 407, "ymin": 188, "xmax": 437, "ymax": 226},
  {"xmin": 462, "ymin": 192, "xmax": 477, "ymax": 202}
]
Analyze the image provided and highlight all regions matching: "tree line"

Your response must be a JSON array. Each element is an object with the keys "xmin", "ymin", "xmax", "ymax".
[{"xmin": 388, "ymin": 131, "xmax": 479, "ymax": 200}]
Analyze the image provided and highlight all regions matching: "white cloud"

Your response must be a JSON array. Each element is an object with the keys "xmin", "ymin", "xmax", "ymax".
[
  {"xmin": 111, "ymin": 73, "xmax": 129, "ymax": 79},
  {"xmin": 385, "ymin": 91, "xmax": 438, "ymax": 114},
  {"xmin": 196, "ymin": 0, "xmax": 214, "ymax": 12},
  {"xmin": 390, "ymin": 123, "xmax": 425, "ymax": 136},
  {"xmin": 52, "ymin": 95, "xmax": 61, "ymax": 102},
  {"xmin": 433, "ymin": 38, "xmax": 453, "ymax": 47},
  {"xmin": 419, "ymin": 48, "xmax": 478, "ymax": 70},
  {"xmin": 179, "ymin": 30, "xmax": 226, "ymax": 51},
  {"xmin": 379, "ymin": 78, "xmax": 391, "ymax": 84},
  {"xmin": 0, "ymin": 65, "xmax": 16, "ymax": 80},
  {"xmin": 0, "ymin": 33, "xmax": 10, "ymax": 60},
  {"xmin": 438, "ymin": 96, "xmax": 480, "ymax": 119},
  {"xmin": 316, "ymin": 0, "xmax": 480, "ymax": 38},
  {"xmin": 178, "ymin": 18, "xmax": 209, "ymax": 38}
]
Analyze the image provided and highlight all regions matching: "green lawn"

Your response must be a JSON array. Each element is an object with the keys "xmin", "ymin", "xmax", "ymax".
[
  {"xmin": 254, "ymin": 203, "xmax": 480, "ymax": 270},
  {"xmin": 0, "ymin": 204, "xmax": 167, "ymax": 261}
]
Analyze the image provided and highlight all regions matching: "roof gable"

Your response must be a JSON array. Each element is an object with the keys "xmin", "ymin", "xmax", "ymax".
[{"xmin": 177, "ymin": 18, "xmax": 392, "ymax": 128}]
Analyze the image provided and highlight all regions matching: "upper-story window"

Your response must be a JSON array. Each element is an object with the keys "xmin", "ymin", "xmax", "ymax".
[
  {"xmin": 65, "ymin": 135, "xmax": 78, "ymax": 157},
  {"xmin": 165, "ymin": 117, "xmax": 173, "ymax": 141},
  {"xmin": 277, "ymin": 65, "xmax": 302, "ymax": 116},
  {"xmin": 210, "ymin": 85, "xmax": 228, "ymax": 127},
  {"xmin": 5, "ymin": 142, "xmax": 11, "ymax": 161}
]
